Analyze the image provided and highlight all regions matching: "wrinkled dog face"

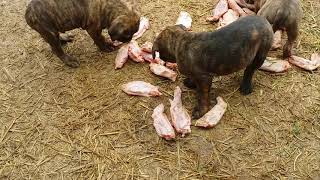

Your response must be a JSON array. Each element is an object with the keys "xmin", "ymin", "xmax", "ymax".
[{"xmin": 108, "ymin": 15, "xmax": 140, "ymax": 43}]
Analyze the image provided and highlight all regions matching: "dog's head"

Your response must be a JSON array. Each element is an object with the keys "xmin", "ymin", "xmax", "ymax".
[
  {"xmin": 152, "ymin": 25, "xmax": 187, "ymax": 63},
  {"xmin": 109, "ymin": 14, "xmax": 140, "ymax": 43}
]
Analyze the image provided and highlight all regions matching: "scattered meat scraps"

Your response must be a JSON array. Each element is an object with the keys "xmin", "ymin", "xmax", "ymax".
[
  {"xmin": 217, "ymin": 9, "xmax": 239, "ymax": 29},
  {"xmin": 122, "ymin": 81, "xmax": 162, "ymax": 97},
  {"xmin": 271, "ymin": 30, "xmax": 282, "ymax": 50},
  {"xmin": 128, "ymin": 40, "xmax": 144, "ymax": 63},
  {"xmin": 150, "ymin": 63, "xmax": 177, "ymax": 81},
  {"xmin": 289, "ymin": 54, "xmax": 320, "ymax": 71},
  {"xmin": 169, "ymin": 86, "xmax": 191, "ymax": 137},
  {"xmin": 152, "ymin": 104, "xmax": 176, "ymax": 140},
  {"xmin": 141, "ymin": 41, "xmax": 153, "ymax": 53},
  {"xmin": 195, "ymin": 97, "xmax": 227, "ymax": 128},
  {"xmin": 227, "ymin": 0, "xmax": 246, "ymax": 17},
  {"xmin": 259, "ymin": 57, "xmax": 291, "ymax": 73},
  {"xmin": 206, "ymin": 0, "xmax": 228, "ymax": 22},
  {"xmin": 115, "ymin": 44, "xmax": 129, "ymax": 69},
  {"xmin": 175, "ymin": 11, "xmax": 192, "ymax": 30},
  {"xmin": 132, "ymin": 17, "xmax": 150, "ymax": 40}
]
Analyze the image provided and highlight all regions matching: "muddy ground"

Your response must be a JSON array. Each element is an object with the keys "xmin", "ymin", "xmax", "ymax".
[{"xmin": 0, "ymin": 0, "xmax": 320, "ymax": 179}]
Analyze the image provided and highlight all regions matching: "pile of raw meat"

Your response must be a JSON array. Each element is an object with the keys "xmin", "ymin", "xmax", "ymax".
[{"xmin": 207, "ymin": 0, "xmax": 320, "ymax": 72}]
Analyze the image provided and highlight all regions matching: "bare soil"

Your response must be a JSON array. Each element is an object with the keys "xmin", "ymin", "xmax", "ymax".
[{"xmin": 0, "ymin": 0, "xmax": 319, "ymax": 179}]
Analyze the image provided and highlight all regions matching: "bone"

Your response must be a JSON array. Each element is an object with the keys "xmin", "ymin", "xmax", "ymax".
[
  {"xmin": 132, "ymin": 17, "xmax": 150, "ymax": 40},
  {"xmin": 175, "ymin": 11, "xmax": 192, "ymax": 30},
  {"xmin": 128, "ymin": 40, "xmax": 144, "ymax": 63},
  {"xmin": 206, "ymin": 0, "xmax": 228, "ymax": 22},
  {"xmin": 271, "ymin": 30, "xmax": 282, "ymax": 50},
  {"xmin": 150, "ymin": 63, "xmax": 177, "ymax": 81},
  {"xmin": 195, "ymin": 97, "xmax": 227, "ymax": 128},
  {"xmin": 289, "ymin": 54, "xmax": 320, "ymax": 71},
  {"xmin": 227, "ymin": 0, "xmax": 247, "ymax": 16},
  {"xmin": 259, "ymin": 57, "xmax": 291, "ymax": 73},
  {"xmin": 169, "ymin": 86, "xmax": 191, "ymax": 137},
  {"xmin": 115, "ymin": 44, "xmax": 129, "ymax": 69},
  {"xmin": 152, "ymin": 104, "xmax": 176, "ymax": 140},
  {"xmin": 122, "ymin": 81, "xmax": 162, "ymax": 97}
]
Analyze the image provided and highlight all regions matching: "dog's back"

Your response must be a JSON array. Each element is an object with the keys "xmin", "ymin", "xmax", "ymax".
[{"xmin": 178, "ymin": 16, "xmax": 273, "ymax": 75}]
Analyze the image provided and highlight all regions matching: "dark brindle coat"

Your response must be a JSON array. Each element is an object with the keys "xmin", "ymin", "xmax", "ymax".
[
  {"xmin": 25, "ymin": 0, "xmax": 140, "ymax": 67},
  {"xmin": 152, "ymin": 16, "xmax": 273, "ymax": 118}
]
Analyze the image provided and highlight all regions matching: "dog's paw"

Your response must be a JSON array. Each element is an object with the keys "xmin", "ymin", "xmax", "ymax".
[
  {"xmin": 63, "ymin": 55, "xmax": 80, "ymax": 68},
  {"xmin": 240, "ymin": 83, "xmax": 253, "ymax": 95},
  {"xmin": 183, "ymin": 78, "xmax": 196, "ymax": 89}
]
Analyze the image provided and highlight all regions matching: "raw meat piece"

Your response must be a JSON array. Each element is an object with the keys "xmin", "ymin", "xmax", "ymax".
[
  {"xmin": 271, "ymin": 30, "xmax": 282, "ymax": 50},
  {"xmin": 206, "ymin": 0, "xmax": 228, "ymax": 22},
  {"xmin": 242, "ymin": 7, "xmax": 256, "ymax": 15},
  {"xmin": 141, "ymin": 51, "xmax": 155, "ymax": 63},
  {"xmin": 115, "ymin": 44, "xmax": 129, "ymax": 69},
  {"xmin": 169, "ymin": 86, "xmax": 191, "ymax": 137},
  {"xmin": 150, "ymin": 63, "xmax": 177, "ymax": 81},
  {"xmin": 289, "ymin": 54, "xmax": 320, "ymax": 71},
  {"xmin": 152, "ymin": 104, "xmax": 176, "ymax": 140},
  {"xmin": 175, "ymin": 11, "xmax": 192, "ymax": 30},
  {"xmin": 154, "ymin": 52, "xmax": 165, "ymax": 65},
  {"xmin": 122, "ymin": 81, "xmax": 162, "ymax": 97},
  {"xmin": 165, "ymin": 62, "xmax": 178, "ymax": 69},
  {"xmin": 141, "ymin": 41, "xmax": 153, "ymax": 53},
  {"xmin": 128, "ymin": 40, "xmax": 144, "ymax": 63},
  {"xmin": 195, "ymin": 97, "xmax": 227, "ymax": 128},
  {"xmin": 217, "ymin": 9, "xmax": 239, "ymax": 29},
  {"xmin": 132, "ymin": 17, "xmax": 150, "ymax": 40},
  {"xmin": 259, "ymin": 57, "xmax": 291, "ymax": 73},
  {"xmin": 228, "ymin": 0, "xmax": 247, "ymax": 16}
]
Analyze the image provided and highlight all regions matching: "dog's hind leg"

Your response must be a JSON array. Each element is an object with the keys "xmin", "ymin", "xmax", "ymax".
[{"xmin": 240, "ymin": 50, "xmax": 267, "ymax": 95}]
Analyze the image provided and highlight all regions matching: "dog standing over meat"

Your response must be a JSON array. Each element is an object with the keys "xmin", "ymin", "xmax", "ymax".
[
  {"xmin": 152, "ymin": 16, "xmax": 273, "ymax": 118},
  {"xmin": 252, "ymin": 0, "xmax": 303, "ymax": 58},
  {"xmin": 25, "ymin": 0, "xmax": 140, "ymax": 67}
]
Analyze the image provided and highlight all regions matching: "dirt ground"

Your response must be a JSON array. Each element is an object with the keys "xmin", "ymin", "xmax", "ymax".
[{"xmin": 1, "ymin": 0, "xmax": 320, "ymax": 179}]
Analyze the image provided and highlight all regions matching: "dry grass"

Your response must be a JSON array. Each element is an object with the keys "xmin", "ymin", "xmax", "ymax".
[{"xmin": 0, "ymin": 0, "xmax": 320, "ymax": 179}]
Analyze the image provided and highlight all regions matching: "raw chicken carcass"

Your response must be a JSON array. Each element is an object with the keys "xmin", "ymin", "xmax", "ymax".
[
  {"xmin": 114, "ymin": 44, "xmax": 129, "ymax": 69},
  {"xmin": 122, "ymin": 81, "xmax": 162, "ymax": 97},
  {"xmin": 150, "ymin": 63, "xmax": 177, "ymax": 81},
  {"xmin": 227, "ymin": 0, "xmax": 246, "ymax": 17},
  {"xmin": 242, "ymin": 7, "xmax": 256, "ymax": 15},
  {"xmin": 169, "ymin": 86, "xmax": 191, "ymax": 137},
  {"xmin": 217, "ymin": 9, "xmax": 239, "ymax": 29},
  {"xmin": 132, "ymin": 17, "xmax": 150, "ymax": 40},
  {"xmin": 271, "ymin": 30, "xmax": 282, "ymax": 50},
  {"xmin": 195, "ymin": 97, "xmax": 227, "ymax": 128},
  {"xmin": 141, "ymin": 41, "xmax": 153, "ymax": 53},
  {"xmin": 128, "ymin": 40, "xmax": 144, "ymax": 63},
  {"xmin": 259, "ymin": 57, "xmax": 291, "ymax": 73},
  {"xmin": 175, "ymin": 11, "xmax": 192, "ymax": 30},
  {"xmin": 152, "ymin": 104, "xmax": 176, "ymax": 140},
  {"xmin": 289, "ymin": 54, "xmax": 320, "ymax": 71},
  {"xmin": 206, "ymin": 0, "xmax": 228, "ymax": 22}
]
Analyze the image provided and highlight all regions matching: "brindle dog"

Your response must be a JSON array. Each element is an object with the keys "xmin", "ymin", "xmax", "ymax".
[
  {"xmin": 25, "ymin": 0, "xmax": 140, "ymax": 67},
  {"xmin": 152, "ymin": 16, "xmax": 273, "ymax": 119},
  {"xmin": 253, "ymin": 0, "xmax": 302, "ymax": 58}
]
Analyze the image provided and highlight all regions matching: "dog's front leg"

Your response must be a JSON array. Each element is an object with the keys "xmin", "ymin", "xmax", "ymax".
[
  {"xmin": 192, "ymin": 75, "xmax": 213, "ymax": 119},
  {"xmin": 87, "ymin": 27, "xmax": 115, "ymax": 52}
]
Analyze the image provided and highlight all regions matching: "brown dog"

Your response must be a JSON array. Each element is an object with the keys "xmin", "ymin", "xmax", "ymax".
[
  {"xmin": 152, "ymin": 16, "xmax": 273, "ymax": 119},
  {"xmin": 253, "ymin": 0, "xmax": 302, "ymax": 58},
  {"xmin": 25, "ymin": 0, "xmax": 140, "ymax": 67}
]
